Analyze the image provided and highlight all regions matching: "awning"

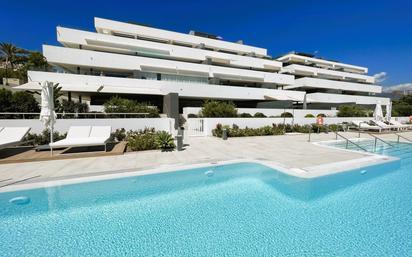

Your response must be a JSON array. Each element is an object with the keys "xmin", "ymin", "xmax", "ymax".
[{"xmin": 14, "ymin": 82, "xmax": 41, "ymax": 90}]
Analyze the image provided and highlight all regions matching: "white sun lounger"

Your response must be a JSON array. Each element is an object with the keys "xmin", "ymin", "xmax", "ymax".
[
  {"xmin": 0, "ymin": 127, "xmax": 31, "ymax": 149},
  {"xmin": 49, "ymin": 126, "xmax": 112, "ymax": 151},
  {"xmin": 389, "ymin": 120, "xmax": 412, "ymax": 130},
  {"xmin": 373, "ymin": 120, "xmax": 400, "ymax": 131},
  {"xmin": 352, "ymin": 120, "xmax": 382, "ymax": 132}
]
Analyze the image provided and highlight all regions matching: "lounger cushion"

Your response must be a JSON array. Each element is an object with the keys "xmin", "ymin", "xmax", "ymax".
[
  {"xmin": 0, "ymin": 127, "xmax": 30, "ymax": 146},
  {"xmin": 50, "ymin": 137, "xmax": 108, "ymax": 148},
  {"xmin": 89, "ymin": 126, "xmax": 111, "ymax": 138},
  {"xmin": 66, "ymin": 126, "xmax": 91, "ymax": 139}
]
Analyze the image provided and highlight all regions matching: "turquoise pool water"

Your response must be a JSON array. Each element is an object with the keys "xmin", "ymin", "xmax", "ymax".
[{"xmin": 0, "ymin": 141, "xmax": 411, "ymax": 256}]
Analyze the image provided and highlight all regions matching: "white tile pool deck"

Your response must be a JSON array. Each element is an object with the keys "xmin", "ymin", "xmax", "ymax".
[{"xmin": 0, "ymin": 131, "xmax": 411, "ymax": 188}]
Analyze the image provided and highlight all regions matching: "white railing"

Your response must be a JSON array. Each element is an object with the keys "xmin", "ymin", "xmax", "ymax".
[
  {"xmin": 0, "ymin": 118, "xmax": 175, "ymax": 134},
  {"xmin": 0, "ymin": 112, "xmax": 152, "ymax": 119}
]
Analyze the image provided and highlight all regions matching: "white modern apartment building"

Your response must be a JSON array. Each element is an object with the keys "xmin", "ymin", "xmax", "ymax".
[{"xmin": 19, "ymin": 17, "xmax": 390, "ymax": 118}]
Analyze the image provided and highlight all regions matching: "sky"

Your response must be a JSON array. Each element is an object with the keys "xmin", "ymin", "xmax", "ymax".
[{"xmin": 1, "ymin": 0, "xmax": 411, "ymax": 88}]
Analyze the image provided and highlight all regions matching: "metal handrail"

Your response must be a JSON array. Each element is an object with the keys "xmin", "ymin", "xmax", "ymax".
[
  {"xmin": 395, "ymin": 133, "xmax": 412, "ymax": 143},
  {"xmin": 367, "ymin": 133, "xmax": 394, "ymax": 150},
  {"xmin": 334, "ymin": 131, "xmax": 368, "ymax": 152}
]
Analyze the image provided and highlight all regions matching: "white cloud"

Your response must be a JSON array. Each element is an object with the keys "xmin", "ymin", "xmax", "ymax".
[
  {"xmin": 373, "ymin": 72, "xmax": 387, "ymax": 83},
  {"xmin": 383, "ymin": 83, "xmax": 412, "ymax": 93}
]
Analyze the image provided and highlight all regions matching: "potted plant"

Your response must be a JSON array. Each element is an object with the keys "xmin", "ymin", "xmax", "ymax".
[{"xmin": 156, "ymin": 131, "xmax": 176, "ymax": 151}]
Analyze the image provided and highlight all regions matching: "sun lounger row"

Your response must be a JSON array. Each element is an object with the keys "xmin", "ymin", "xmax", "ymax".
[{"xmin": 352, "ymin": 120, "xmax": 412, "ymax": 132}]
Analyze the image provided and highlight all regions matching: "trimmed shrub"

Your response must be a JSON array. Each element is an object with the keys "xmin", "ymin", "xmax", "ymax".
[
  {"xmin": 212, "ymin": 123, "xmax": 286, "ymax": 138},
  {"xmin": 200, "ymin": 100, "xmax": 237, "ymax": 117},
  {"xmin": 103, "ymin": 96, "xmax": 160, "ymax": 117},
  {"xmin": 212, "ymin": 123, "xmax": 344, "ymax": 138},
  {"xmin": 280, "ymin": 112, "xmax": 293, "ymax": 118},
  {"xmin": 239, "ymin": 113, "xmax": 253, "ymax": 118},
  {"xmin": 126, "ymin": 128, "xmax": 175, "ymax": 151},
  {"xmin": 127, "ymin": 132, "xmax": 158, "ymax": 151},
  {"xmin": 304, "ymin": 114, "xmax": 315, "ymax": 118},
  {"xmin": 110, "ymin": 128, "xmax": 126, "ymax": 142},
  {"xmin": 317, "ymin": 113, "xmax": 326, "ymax": 117},
  {"xmin": 253, "ymin": 112, "xmax": 267, "ymax": 118}
]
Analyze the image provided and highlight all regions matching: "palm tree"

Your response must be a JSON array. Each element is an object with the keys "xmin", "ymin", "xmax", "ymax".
[{"xmin": 0, "ymin": 43, "xmax": 29, "ymax": 85}]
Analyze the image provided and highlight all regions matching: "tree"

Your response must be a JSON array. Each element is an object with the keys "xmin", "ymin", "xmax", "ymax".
[
  {"xmin": 53, "ymin": 83, "xmax": 63, "ymax": 109},
  {"xmin": 0, "ymin": 88, "xmax": 13, "ymax": 111},
  {"xmin": 11, "ymin": 91, "xmax": 40, "ymax": 113},
  {"xmin": 24, "ymin": 52, "xmax": 48, "ymax": 71},
  {"xmin": 0, "ymin": 43, "xmax": 47, "ymax": 84},
  {"xmin": 0, "ymin": 88, "xmax": 39, "ymax": 113},
  {"xmin": 0, "ymin": 43, "xmax": 29, "ymax": 85},
  {"xmin": 337, "ymin": 105, "xmax": 368, "ymax": 117},
  {"xmin": 392, "ymin": 95, "xmax": 412, "ymax": 116}
]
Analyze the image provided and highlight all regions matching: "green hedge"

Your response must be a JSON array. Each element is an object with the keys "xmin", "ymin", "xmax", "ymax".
[
  {"xmin": 212, "ymin": 123, "xmax": 343, "ymax": 138},
  {"xmin": 103, "ymin": 96, "xmax": 160, "ymax": 117}
]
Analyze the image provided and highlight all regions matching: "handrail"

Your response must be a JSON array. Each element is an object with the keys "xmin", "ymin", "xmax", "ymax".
[
  {"xmin": 367, "ymin": 133, "xmax": 394, "ymax": 147},
  {"xmin": 395, "ymin": 133, "xmax": 412, "ymax": 143},
  {"xmin": 333, "ymin": 131, "xmax": 368, "ymax": 152},
  {"xmin": 357, "ymin": 121, "xmax": 373, "ymax": 138}
]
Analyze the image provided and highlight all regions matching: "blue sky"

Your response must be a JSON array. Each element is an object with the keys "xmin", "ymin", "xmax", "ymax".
[{"xmin": 1, "ymin": 0, "xmax": 411, "ymax": 87}]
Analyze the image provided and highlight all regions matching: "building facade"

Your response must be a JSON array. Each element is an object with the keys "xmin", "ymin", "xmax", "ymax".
[{"xmin": 19, "ymin": 17, "xmax": 390, "ymax": 115}]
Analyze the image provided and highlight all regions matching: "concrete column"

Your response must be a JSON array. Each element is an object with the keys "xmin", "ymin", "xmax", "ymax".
[
  {"xmin": 303, "ymin": 94, "xmax": 307, "ymax": 109},
  {"xmin": 163, "ymin": 93, "xmax": 179, "ymax": 129}
]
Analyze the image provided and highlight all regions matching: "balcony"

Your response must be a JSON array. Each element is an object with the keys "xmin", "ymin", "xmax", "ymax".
[
  {"xmin": 277, "ymin": 53, "xmax": 368, "ymax": 74},
  {"xmin": 281, "ymin": 64, "xmax": 375, "ymax": 83},
  {"xmin": 22, "ymin": 71, "xmax": 305, "ymax": 102},
  {"xmin": 43, "ymin": 45, "xmax": 294, "ymax": 85},
  {"xmin": 284, "ymin": 77, "xmax": 382, "ymax": 94}
]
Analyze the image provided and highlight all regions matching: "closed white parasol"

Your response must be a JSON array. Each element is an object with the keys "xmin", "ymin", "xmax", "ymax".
[
  {"xmin": 39, "ymin": 81, "xmax": 56, "ymax": 155},
  {"xmin": 373, "ymin": 102, "xmax": 384, "ymax": 121},
  {"xmin": 386, "ymin": 102, "xmax": 392, "ymax": 122}
]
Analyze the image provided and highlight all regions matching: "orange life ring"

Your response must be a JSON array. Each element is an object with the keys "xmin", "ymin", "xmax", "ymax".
[
  {"xmin": 409, "ymin": 116, "xmax": 412, "ymax": 122},
  {"xmin": 316, "ymin": 116, "xmax": 324, "ymax": 125}
]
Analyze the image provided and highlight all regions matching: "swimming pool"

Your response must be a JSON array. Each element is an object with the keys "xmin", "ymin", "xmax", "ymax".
[{"xmin": 0, "ymin": 141, "xmax": 411, "ymax": 256}]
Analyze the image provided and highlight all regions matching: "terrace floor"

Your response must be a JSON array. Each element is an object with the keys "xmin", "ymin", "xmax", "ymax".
[{"xmin": 0, "ymin": 131, "xmax": 411, "ymax": 189}]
